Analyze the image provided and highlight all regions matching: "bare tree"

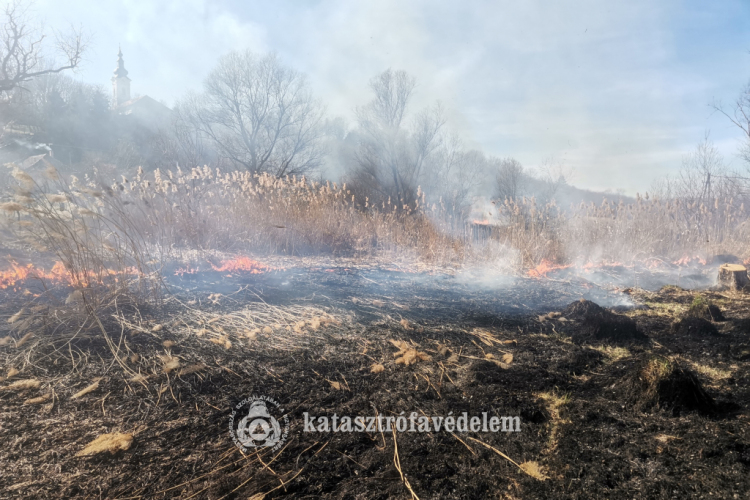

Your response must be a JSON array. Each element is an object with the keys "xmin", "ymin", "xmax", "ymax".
[
  {"xmin": 0, "ymin": 1, "xmax": 85, "ymax": 94},
  {"xmin": 712, "ymin": 82, "xmax": 750, "ymax": 141},
  {"xmin": 421, "ymin": 138, "xmax": 489, "ymax": 218},
  {"xmin": 649, "ymin": 174, "xmax": 674, "ymax": 200},
  {"xmin": 529, "ymin": 157, "xmax": 573, "ymax": 203},
  {"xmin": 495, "ymin": 157, "xmax": 524, "ymax": 200},
  {"xmin": 675, "ymin": 135, "xmax": 738, "ymax": 203},
  {"xmin": 366, "ymin": 69, "xmax": 416, "ymax": 129},
  {"xmin": 150, "ymin": 114, "xmax": 213, "ymax": 170},
  {"xmin": 178, "ymin": 51, "xmax": 324, "ymax": 176},
  {"xmin": 711, "ymin": 82, "xmax": 750, "ymax": 182},
  {"xmin": 350, "ymin": 69, "xmax": 445, "ymax": 207}
]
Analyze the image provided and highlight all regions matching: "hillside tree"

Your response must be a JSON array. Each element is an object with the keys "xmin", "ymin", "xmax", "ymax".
[
  {"xmin": 0, "ymin": 1, "xmax": 85, "ymax": 94},
  {"xmin": 349, "ymin": 69, "xmax": 445, "ymax": 207},
  {"xmin": 177, "ymin": 51, "xmax": 325, "ymax": 176}
]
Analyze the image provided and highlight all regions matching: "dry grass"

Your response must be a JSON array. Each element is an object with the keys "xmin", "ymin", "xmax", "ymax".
[
  {"xmin": 684, "ymin": 359, "xmax": 733, "ymax": 381},
  {"xmin": 518, "ymin": 461, "xmax": 549, "ymax": 481},
  {"xmin": 370, "ymin": 363, "xmax": 385, "ymax": 373},
  {"xmin": 160, "ymin": 355, "xmax": 181, "ymax": 374},
  {"xmin": 535, "ymin": 390, "xmax": 571, "ymax": 454},
  {"xmin": 642, "ymin": 357, "xmax": 673, "ymax": 385},
  {"xmin": 476, "ymin": 194, "xmax": 750, "ymax": 268},
  {"xmin": 169, "ymin": 300, "xmax": 344, "ymax": 351},
  {"xmin": 2, "ymin": 164, "xmax": 750, "ymax": 299},
  {"xmin": 467, "ymin": 436, "xmax": 548, "ymax": 481},
  {"xmin": 1, "ymin": 378, "xmax": 41, "ymax": 391},
  {"xmin": 390, "ymin": 339, "xmax": 431, "ymax": 365},
  {"xmin": 22, "ymin": 393, "xmax": 51, "ymax": 405},
  {"xmin": 107, "ymin": 167, "xmax": 465, "ymax": 263},
  {"xmin": 71, "ymin": 378, "xmax": 102, "ymax": 399},
  {"xmin": 591, "ymin": 345, "xmax": 631, "ymax": 362},
  {"xmin": 177, "ymin": 363, "xmax": 207, "ymax": 377},
  {"xmin": 75, "ymin": 432, "xmax": 133, "ymax": 457},
  {"xmin": 1, "ymin": 164, "xmax": 159, "ymax": 290}
]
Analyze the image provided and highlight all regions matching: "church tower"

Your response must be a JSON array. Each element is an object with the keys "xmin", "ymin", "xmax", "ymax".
[{"xmin": 111, "ymin": 46, "xmax": 131, "ymax": 107}]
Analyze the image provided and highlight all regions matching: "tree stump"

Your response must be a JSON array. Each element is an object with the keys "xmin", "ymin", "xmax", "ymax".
[{"xmin": 718, "ymin": 264, "xmax": 749, "ymax": 290}]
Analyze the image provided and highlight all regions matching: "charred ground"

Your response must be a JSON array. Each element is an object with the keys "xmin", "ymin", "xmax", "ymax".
[{"xmin": 0, "ymin": 264, "xmax": 749, "ymax": 499}]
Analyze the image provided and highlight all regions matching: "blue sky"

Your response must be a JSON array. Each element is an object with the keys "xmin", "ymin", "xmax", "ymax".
[{"xmin": 35, "ymin": 0, "xmax": 750, "ymax": 193}]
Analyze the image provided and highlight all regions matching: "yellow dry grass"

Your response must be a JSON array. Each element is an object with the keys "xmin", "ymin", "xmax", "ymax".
[
  {"xmin": 686, "ymin": 360, "xmax": 733, "ymax": 381},
  {"xmin": 8, "ymin": 308, "xmax": 25, "ymax": 324},
  {"xmin": 15, "ymin": 332, "xmax": 33, "ymax": 348},
  {"xmin": 591, "ymin": 345, "xmax": 631, "ymax": 362},
  {"xmin": 1, "ymin": 379, "xmax": 40, "ymax": 391},
  {"xmin": 23, "ymin": 393, "xmax": 51, "ymax": 405},
  {"xmin": 160, "ymin": 355, "xmax": 181, "ymax": 374},
  {"xmin": 3, "ymin": 161, "xmax": 750, "ymax": 291},
  {"xmin": 467, "ymin": 437, "xmax": 548, "ymax": 481},
  {"xmin": 519, "ymin": 461, "xmax": 549, "ymax": 481},
  {"xmin": 391, "ymin": 340, "xmax": 431, "ymax": 365},
  {"xmin": 178, "ymin": 363, "xmax": 207, "ymax": 377},
  {"xmin": 76, "ymin": 432, "xmax": 133, "ymax": 456},
  {"xmin": 71, "ymin": 378, "xmax": 102, "ymax": 399},
  {"xmin": 208, "ymin": 336, "xmax": 232, "ymax": 349},
  {"xmin": 536, "ymin": 390, "xmax": 571, "ymax": 454}
]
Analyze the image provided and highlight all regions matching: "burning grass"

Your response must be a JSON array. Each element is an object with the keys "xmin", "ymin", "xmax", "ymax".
[
  {"xmin": 0, "ymin": 165, "xmax": 749, "ymax": 496},
  {"xmin": 4, "ymin": 164, "xmax": 750, "ymax": 292}
]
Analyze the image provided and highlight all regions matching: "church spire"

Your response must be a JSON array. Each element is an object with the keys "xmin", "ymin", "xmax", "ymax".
[
  {"xmin": 111, "ymin": 45, "xmax": 131, "ymax": 107},
  {"xmin": 113, "ymin": 45, "xmax": 129, "ymax": 78}
]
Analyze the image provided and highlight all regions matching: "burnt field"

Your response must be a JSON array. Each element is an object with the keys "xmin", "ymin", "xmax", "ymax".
[
  {"xmin": 0, "ymin": 262, "xmax": 749, "ymax": 499},
  {"xmin": 2, "ymin": 1, "xmax": 750, "ymax": 497}
]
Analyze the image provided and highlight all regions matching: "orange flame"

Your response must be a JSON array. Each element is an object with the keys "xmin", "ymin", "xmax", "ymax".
[
  {"xmin": 175, "ymin": 256, "xmax": 273, "ymax": 276},
  {"xmin": 210, "ymin": 256, "xmax": 271, "ymax": 274},
  {"xmin": 173, "ymin": 266, "xmax": 199, "ymax": 276},
  {"xmin": 645, "ymin": 258, "xmax": 663, "ymax": 269},
  {"xmin": 528, "ymin": 259, "xmax": 573, "ymax": 278},
  {"xmin": 581, "ymin": 260, "xmax": 625, "ymax": 271},
  {"xmin": 0, "ymin": 261, "xmax": 138, "ymax": 291},
  {"xmin": 529, "ymin": 254, "xmax": 716, "ymax": 279},
  {"xmin": 673, "ymin": 255, "xmax": 707, "ymax": 266},
  {"xmin": 0, "ymin": 262, "xmax": 69, "ymax": 290}
]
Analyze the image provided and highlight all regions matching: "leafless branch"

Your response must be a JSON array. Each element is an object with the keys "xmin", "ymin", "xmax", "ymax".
[
  {"xmin": 0, "ymin": 1, "xmax": 86, "ymax": 94},
  {"xmin": 177, "ymin": 51, "xmax": 324, "ymax": 176}
]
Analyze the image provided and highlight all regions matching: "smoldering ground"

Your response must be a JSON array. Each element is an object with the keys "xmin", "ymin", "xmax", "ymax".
[{"xmin": 1, "ymin": 255, "xmax": 750, "ymax": 498}]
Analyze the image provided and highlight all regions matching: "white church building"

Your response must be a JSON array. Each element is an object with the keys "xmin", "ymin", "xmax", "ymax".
[{"xmin": 111, "ymin": 47, "xmax": 172, "ymax": 131}]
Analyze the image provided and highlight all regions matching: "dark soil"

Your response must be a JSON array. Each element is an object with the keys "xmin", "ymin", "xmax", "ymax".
[
  {"xmin": 551, "ymin": 346, "xmax": 605, "ymax": 376},
  {"xmin": 705, "ymin": 304, "xmax": 725, "ymax": 321},
  {"xmin": 0, "ymin": 265, "xmax": 749, "ymax": 499},
  {"xmin": 686, "ymin": 299, "xmax": 725, "ymax": 321},
  {"xmin": 563, "ymin": 299, "xmax": 648, "ymax": 344},
  {"xmin": 671, "ymin": 317, "xmax": 720, "ymax": 337},
  {"xmin": 617, "ymin": 355, "xmax": 717, "ymax": 416}
]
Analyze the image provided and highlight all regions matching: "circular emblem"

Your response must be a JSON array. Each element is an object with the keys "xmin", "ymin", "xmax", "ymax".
[{"xmin": 229, "ymin": 396, "xmax": 289, "ymax": 451}]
